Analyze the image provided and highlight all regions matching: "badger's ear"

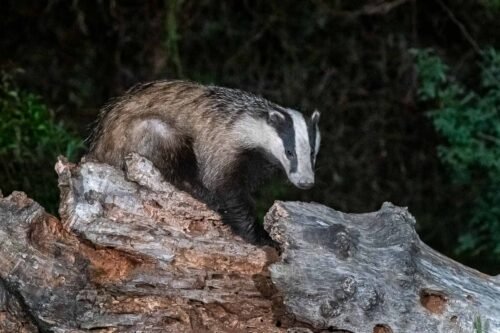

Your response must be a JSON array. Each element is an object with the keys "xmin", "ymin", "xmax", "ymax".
[
  {"xmin": 267, "ymin": 110, "xmax": 285, "ymax": 125},
  {"xmin": 311, "ymin": 110, "xmax": 320, "ymax": 124}
]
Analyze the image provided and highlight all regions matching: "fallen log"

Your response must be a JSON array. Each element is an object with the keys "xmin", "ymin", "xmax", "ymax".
[
  {"xmin": 0, "ymin": 154, "xmax": 498, "ymax": 333},
  {"xmin": 266, "ymin": 202, "xmax": 500, "ymax": 332}
]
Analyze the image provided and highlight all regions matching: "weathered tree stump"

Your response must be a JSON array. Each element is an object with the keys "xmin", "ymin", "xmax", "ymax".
[{"xmin": 0, "ymin": 154, "xmax": 499, "ymax": 333}]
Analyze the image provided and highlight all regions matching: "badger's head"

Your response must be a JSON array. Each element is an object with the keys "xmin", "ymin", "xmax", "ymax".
[{"xmin": 259, "ymin": 108, "xmax": 321, "ymax": 189}]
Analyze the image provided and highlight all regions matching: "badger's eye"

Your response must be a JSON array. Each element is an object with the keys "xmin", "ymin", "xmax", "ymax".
[{"xmin": 286, "ymin": 149, "xmax": 295, "ymax": 158}]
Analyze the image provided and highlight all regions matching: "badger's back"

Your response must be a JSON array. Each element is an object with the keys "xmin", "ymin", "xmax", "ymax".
[
  {"xmin": 88, "ymin": 81, "xmax": 202, "ymax": 171},
  {"xmin": 87, "ymin": 80, "xmax": 276, "ymax": 178}
]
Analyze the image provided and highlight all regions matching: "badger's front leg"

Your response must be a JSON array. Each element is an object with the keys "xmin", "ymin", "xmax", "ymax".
[
  {"xmin": 197, "ymin": 148, "xmax": 273, "ymax": 245},
  {"xmin": 217, "ymin": 188, "xmax": 272, "ymax": 245},
  {"xmin": 200, "ymin": 176, "xmax": 270, "ymax": 245}
]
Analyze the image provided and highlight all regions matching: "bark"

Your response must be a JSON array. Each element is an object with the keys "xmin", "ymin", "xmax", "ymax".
[{"xmin": 0, "ymin": 153, "xmax": 498, "ymax": 333}]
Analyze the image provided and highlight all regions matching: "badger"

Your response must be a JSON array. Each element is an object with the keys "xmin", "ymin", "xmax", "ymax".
[{"xmin": 87, "ymin": 80, "xmax": 321, "ymax": 244}]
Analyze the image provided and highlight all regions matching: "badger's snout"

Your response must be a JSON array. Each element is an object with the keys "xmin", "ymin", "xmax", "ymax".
[
  {"xmin": 297, "ymin": 180, "xmax": 314, "ymax": 189},
  {"xmin": 289, "ymin": 173, "xmax": 315, "ymax": 190}
]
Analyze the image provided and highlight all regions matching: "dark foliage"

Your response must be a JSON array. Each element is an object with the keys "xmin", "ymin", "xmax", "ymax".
[{"xmin": 1, "ymin": 0, "xmax": 499, "ymax": 272}]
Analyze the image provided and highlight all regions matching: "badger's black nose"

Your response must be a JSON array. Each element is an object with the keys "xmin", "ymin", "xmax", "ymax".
[{"xmin": 297, "ymin": 180, "xmax": 314, "ymax": 189}]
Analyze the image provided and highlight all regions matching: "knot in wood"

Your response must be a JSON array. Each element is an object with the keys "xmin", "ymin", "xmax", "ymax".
[
  {"xmin": 331, "ymin": 276, "xmax": 357, "ymax": 302},
  {"xmin": 318, "ymin": 277, "xmax": 358, "ymax": 321},
  {"xmin": 83, "ymin": 189, "xmax": 102, "ymax": 204},
  {"xmin": 320, "ymin": 299, "xmax": 342, "ymax": 319},
  {"xmin": 330, "ymin": 225, "xmax": 357, "ymax": 259},
  {"xmin": 305, "ymin": 224, "xmax": 358, "ymax": 259},
  {"xmin": 341, "ymin": 276, "xmax": 357, "ymax": 296},
  {"xmin": 358, "ymin": 284, "xmax": 381, "ymax": 312}
]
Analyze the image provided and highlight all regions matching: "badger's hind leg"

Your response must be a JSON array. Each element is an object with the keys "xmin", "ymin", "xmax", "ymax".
[{"xmin": 128, "ymin": 118, "xmax": 191, "ymax": 183}]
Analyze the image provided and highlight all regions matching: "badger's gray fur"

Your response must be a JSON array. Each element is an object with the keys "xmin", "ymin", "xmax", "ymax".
[{"xmin": 87, "ymin": 80, "xmax": 321, "ymax": 244}]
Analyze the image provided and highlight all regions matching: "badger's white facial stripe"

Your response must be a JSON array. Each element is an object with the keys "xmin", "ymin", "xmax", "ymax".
[
  {"xmin": 233, "ymin": 115, "xmax": 287, "ymax": 166},
  {"xmin": 284, "ymin": 109, "xmax": 314, "ymax": 180},
  {"xmin": 287, "ymin": 109, "xmax": 310, "ymax": 155}
]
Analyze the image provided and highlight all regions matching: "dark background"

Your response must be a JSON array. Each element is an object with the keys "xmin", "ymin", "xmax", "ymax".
[{"xmin": 1, "ymin": 0, "xmax": 499, "ymax": 273}]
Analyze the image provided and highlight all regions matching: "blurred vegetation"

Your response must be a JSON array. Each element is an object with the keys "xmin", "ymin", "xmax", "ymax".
[
  {"xmin": 0, "ymin": 72, "xmax": 83, "ymax": 213},
  {"xmin": 413, "ymin": 48, "xmax": 500, "ymax": 258},
  {"xmin": 1, "ymin": 0, "xmax": 499, "ymax": 273},
  {"xmin": 473, "ymin": 315, "xmax": 488, "ymax": 333}
]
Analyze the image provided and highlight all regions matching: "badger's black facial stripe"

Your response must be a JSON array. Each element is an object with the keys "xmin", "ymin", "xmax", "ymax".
[{"xmin": 271, "ymin": 110, "xmax": 297, "ymax": 173}]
